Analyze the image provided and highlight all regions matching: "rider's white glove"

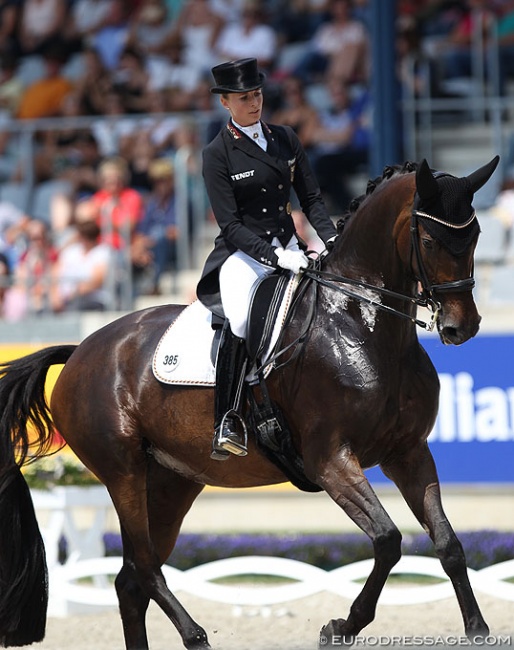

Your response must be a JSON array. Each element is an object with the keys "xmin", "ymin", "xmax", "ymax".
[{"xmin": 275, "ymin": 248, "xmax": 309, "ymax": 274}]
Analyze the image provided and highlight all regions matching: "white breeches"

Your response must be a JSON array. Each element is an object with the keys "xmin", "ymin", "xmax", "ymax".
[{"xmin": 219, "ymin": 236, "xmax": 299, "ymax": 339}]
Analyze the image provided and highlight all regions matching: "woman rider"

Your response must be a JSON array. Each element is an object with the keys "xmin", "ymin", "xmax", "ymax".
[{"xmin": 197, "ymin": 58, "xmax": 338, "ymax": 460}]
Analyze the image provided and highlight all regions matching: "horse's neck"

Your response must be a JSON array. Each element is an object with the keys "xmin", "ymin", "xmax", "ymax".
[
  {"xmin": 319, "ymin": 204, "xmax": 420, "ymax": 340},
  {"xmin": 326, "ymin": 220, "xmax": 409, "ymax": 294}
]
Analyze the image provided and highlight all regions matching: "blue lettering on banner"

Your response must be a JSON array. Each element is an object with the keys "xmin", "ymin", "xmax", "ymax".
[{"xmin": 365, "ymin": 334, "xmax": 514, "ymax": 484}]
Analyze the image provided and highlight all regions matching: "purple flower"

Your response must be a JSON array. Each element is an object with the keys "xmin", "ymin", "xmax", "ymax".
[{"xmin": 102, "ymin": 531, "xmax": 514, "ymax": 570}]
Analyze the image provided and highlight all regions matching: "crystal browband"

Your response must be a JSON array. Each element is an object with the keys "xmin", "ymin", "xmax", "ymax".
[{"xmin": 413, "ymin": 210, "xmax": 477, "ymax": 229}]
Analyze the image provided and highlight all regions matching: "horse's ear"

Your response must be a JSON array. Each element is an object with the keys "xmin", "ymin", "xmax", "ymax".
[
  {"xmin": 465, "ymin": 155, "xmax": 500, "ymax": 194},
  {"xmin": 416, "ymin": 158, "xmax": 439, "ymax": 200}
]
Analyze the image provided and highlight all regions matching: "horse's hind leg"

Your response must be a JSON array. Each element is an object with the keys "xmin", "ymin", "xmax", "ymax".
[
  {"xmin": 115, "ymin": 526, "xmax": 151, "ymax": 649},
  {"xmin": 382, "ymin": 443, "xmax": 488, "ymax": 638},
  {"xmin": 308, "ymin": 450, "xmax": 402, "ymax": 645},
  {"xmin": 110, "ymin": 461, "xmax": 209, "ymax": 650}
]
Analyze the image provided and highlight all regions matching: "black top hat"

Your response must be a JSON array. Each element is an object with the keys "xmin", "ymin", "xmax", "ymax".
[{"xmin": 210, "ymin": 58, "xmax": 265, "ymax": 94}]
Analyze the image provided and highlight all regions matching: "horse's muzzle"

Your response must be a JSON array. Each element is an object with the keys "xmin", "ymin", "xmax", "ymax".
[{"xmin": 438, "ymin": 309, "xmax": 481, "ymax": 345}]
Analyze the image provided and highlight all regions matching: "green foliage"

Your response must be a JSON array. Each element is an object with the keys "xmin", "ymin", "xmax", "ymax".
[{"xmin": 23, "ymin": 454, "xmax": 98, "ymax": 490}]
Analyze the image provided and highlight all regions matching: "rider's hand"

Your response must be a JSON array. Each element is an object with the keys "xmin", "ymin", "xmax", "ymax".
[{"xmin": 274, "ymin": 248, "xmax": 309, "ymax": 274}]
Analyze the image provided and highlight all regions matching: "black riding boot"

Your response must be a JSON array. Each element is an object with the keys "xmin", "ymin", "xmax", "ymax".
[{"xmin": 211, "ymin": 326, "xmax": 248, "ymax": 461}]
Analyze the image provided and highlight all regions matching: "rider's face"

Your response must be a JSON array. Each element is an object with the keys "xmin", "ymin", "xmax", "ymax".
[{"xmin": 221, "ymin": 89, "xmax": 263, "ymax": 127}]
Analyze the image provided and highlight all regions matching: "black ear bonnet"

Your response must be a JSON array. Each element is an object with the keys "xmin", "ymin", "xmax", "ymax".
[{"xmin": 415, "ymin": 173, "xmax": 479, "ymax": 256}]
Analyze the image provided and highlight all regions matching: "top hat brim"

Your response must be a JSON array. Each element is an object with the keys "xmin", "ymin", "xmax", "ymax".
[{"xmin": 210, "ymin": 72, "xmax": 266, "ymax": 94}]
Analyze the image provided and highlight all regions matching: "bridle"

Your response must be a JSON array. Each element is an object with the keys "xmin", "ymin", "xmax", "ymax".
[
  {"xmin": 304, "ymin": 194, "xmax": 478, "ymax": 333},
  {"xmin": 409, "ymin": 205, "xmax": 476, "ymax": 322}
]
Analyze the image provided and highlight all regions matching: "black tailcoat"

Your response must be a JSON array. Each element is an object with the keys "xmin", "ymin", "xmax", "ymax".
[{"xmin": 197, "ymin": 120, "xmax": 337, "ymax": 318}]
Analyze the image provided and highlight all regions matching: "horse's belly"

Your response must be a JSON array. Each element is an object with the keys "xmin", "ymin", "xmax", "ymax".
[{"xmin": 149, "ymin": 444, "xmax": 288, "ymax": 489}]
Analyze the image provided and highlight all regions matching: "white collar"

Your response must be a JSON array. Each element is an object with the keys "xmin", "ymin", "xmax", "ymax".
[{"xmin": 232, "ymin": 119, "xmax": 267, "ymax": 151}]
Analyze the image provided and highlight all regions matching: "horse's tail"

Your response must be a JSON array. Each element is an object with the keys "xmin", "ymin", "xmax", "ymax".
[{"xmin": 0, "ymin": 344, "xmax": 77, "ymax": 646}]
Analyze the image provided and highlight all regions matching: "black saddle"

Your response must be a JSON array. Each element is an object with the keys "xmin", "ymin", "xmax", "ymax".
[
  {"xmin": 246, "ymin": 271, "xmax": 290, "ymax": 363},
  {"xmin": 210, "ymin": 271, "xmax": 289, "ymax": 366}
]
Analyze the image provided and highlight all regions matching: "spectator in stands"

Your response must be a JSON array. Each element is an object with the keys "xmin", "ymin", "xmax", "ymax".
[
  {"xmin": 90, "ymin": 88, "xmax": 180, "ymax": 193},
  {"xmin": 171, "ymin": 0, "xmax": 225, "ymax": 81},
  {"xmin": 303, "ymin": 79, "xmax": 370, "ymax": 214},
  {"xmin": 0, "ymin": 199, "xmax": 30, "ymax": 269},
  {"xmin": 492, "ymin": 1, "xmax": 514, "ymax": 93},
  {"xmin": 91, "ymin": 89, "xmax": 139, "ymax": 158},
  {"xmin": 431, "ymin": 0, "xmax": 497, "ymax": 85},
  {"xmin": 188, "ymin": 76, "xmax": 225, "ymax": 142},
  {"xmin": 395, "ymin": 15, "xmax": 435, "ymax": 99},
  {"xmin": 16, "ymin": 41, "xmax": 74, "ymax": 119},
  {"xmin": 292, "ymin": 0, "xmax": 370, "ymax": 85},
  {"xmin": 50, "ymin": 211, "xmax": 114, "ymax": 312},
  {"xmin": 154, "ymin": 34, "xmax": 206, "ymax": 110},
  {"xmin": 0, "ymin": 53, "xmax": 23, "ymax": 180},
  {"xmin": 0, "ymin": 52, "xmax": 23, "ymax": 118},
  {"xmin": 64, "ymin": 0, "xmax": 117, "ymax": 54},
  {"xmin": 90, "ymin": 156, "xmax": 144, "ymax": 252},
  {"xmin": 31, "ymin": 91, "xmax": 95, "ymax": 184},
  {"xmin": 88, "ymin": 0, "xmax": 130, "ymax": 70},
  {"xmin": 0, "ymin": 251, "xmax": 12, "ymax": 315},
  {"xmin": 126, "ymin": 0, "xmax": 175, "ymax": 62},
  {"xmin": 132, "ymin": 158, "xmax": 178, "ymax": 296},
  {"xmin": 209, "ymin": 0, "xmax": 247, "ymax": 23},
  {"xmin": 74, "ymin": 46, "xmax": 114, "ymax": 115},
  {"xmin": 270, "ymin": 75, "xmax": 318, "ymax": 146},
  {"xmin": 0, "ymin": 248, "xmax": 26, "ymax": 321},
  {"xmin": 17, "ymin": 0, "xmax": 68, "ymax": 57},
  {"xmin": 0, "ymin": 0, "xmax": 21, "ymax": 57},
  {"xmin": 272, "ymin": 0, "xmax": 329, "ymax": 45},
  {"xmin": 11, "ymin": 218, "xmax": 58, "ymax": 316},
  {"xmin": 215, "ymin": 0, "xmax": 278, "ymax": 73},
  {"xmin": 111, "ymin": 46, "xmax": 151, "ymax": 114},
  {"xmin": 123, "ymin": 90, "xmax": 183, "ymax": 189}
]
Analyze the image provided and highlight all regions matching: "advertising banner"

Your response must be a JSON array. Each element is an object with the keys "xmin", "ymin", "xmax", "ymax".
[{"xmin": 367, "ymin": 333, "xmax": 514, "ymax": 484}]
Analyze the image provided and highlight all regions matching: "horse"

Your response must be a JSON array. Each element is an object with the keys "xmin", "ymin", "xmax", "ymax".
[{"xmin": 0, "ymin": 156, "xmax": 500, "ymax": 649}]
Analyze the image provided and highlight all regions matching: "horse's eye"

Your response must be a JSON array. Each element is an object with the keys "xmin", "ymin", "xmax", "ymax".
[{"xmin": 422, "ymin": 237, "xmax": 434, "ymax": 250}]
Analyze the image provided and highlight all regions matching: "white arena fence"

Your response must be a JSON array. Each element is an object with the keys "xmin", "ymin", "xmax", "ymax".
[
  {"xmin": 30, "ymin": 486, "xmax": 514, "ymax": 617},
  {"xmin": 48, "ymin": 554, "xmax": 514, "ymax": 618}
]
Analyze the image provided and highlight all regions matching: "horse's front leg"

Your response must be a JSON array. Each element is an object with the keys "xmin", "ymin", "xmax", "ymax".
[
  {"xmin": 307, "ymin": 449, "xmax": 402, "ymax": 647},
  {"xmin": 382, "ymin": 442, "xmax": 488, "ymax": 638}
]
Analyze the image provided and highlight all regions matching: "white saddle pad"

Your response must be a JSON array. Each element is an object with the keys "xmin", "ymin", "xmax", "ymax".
[{"xmin": 153, "ymin": 274, "xmax": 300, "ymax": 386}]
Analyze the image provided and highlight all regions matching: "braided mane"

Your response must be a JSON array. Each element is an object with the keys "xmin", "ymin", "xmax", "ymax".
[{"xmin": 336, "ymin": 161, "xmax": 418, "ymax": 233}]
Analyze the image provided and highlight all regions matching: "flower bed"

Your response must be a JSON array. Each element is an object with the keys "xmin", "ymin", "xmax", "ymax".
[
  {"xmin": 103, "ymin": 530, "xmax": 514, "ymax": 571},
  {"xmin": 23, "ymin": 453, "xmax": 98, "ymax": 490}
]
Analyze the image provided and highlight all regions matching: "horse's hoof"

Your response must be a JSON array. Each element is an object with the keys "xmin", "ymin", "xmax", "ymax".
[
  {"xmin": 319, "ymin": 618, "xmax": 354, "ymax": 648},
  {"xmin": 185, "ymin": 628, "xmax": 211, "ymax": 649},
  {"xmin": 466, "ymin": 621, "xmax": 490, "ymax": 642}
]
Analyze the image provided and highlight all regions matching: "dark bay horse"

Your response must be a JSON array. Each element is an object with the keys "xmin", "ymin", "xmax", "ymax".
[{"xmin": 0, "ymin": 157, "xmax": 499, "ymax": 649}]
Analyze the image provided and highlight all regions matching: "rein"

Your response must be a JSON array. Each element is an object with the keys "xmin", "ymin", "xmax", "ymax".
[{"xmin": 304, "ymin": 265, "xmax": 436, "ymax": 330}]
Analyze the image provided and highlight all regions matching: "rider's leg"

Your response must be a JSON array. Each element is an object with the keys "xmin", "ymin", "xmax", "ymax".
[
  {"xmin": 211, "ymin": 322, "xmax": 249, "ymax": 460},
  {"xmin": 211, "ymin": 252, "xmax": 273, "ymax": 460}
]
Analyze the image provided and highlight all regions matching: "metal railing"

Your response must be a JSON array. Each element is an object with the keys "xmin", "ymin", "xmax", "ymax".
[{"xmin": 400, "ymin": 10, "xmax": 508, "ymax": 172}]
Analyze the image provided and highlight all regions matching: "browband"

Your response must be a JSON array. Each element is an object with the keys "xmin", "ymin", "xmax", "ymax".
[{"xmin": 413, "ymin": 209, "xmax": 477, "ymax": 230}]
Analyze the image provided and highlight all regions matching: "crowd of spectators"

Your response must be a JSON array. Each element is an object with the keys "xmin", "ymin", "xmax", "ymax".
[{"xmin": 1, "ymin": 0, "xmax": 514, "ymax": 320}]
